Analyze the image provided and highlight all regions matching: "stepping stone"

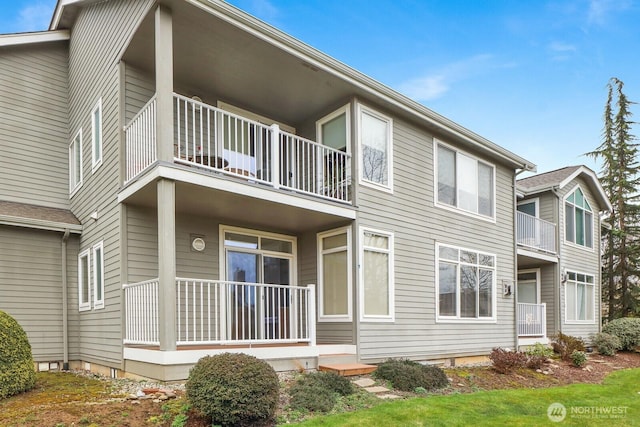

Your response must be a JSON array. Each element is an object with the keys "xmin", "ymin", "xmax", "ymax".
[
  {"xmin": 364, "ymin": 386, "xmax": 390, "ymax": 393},
  {"xmin": 379, "ymin": 394, "xmax": 401, "ymax": 399},
  {"xmin": 353, "ymin": 378, "xmax": 376, "ymax": 388}
]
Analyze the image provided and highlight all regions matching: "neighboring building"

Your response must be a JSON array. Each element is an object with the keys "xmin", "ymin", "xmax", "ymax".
[
  {"xmin": 516, "ymin": 166, "xmax": 611, "ymax": 346},
  {"xmin": 0, "ymin": 0, "xmax": 610, "ymax": 380}
]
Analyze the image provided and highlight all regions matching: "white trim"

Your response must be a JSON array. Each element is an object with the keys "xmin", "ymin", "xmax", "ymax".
[
  {"xmin": 358, "ymin": 227, "xmax": 394, "ymax": 322},
  {"xmin": 518, "ymin": 337, "xmax": 550, "ymax": 346},
  {"xmin": 316, "ymin": 103, "xmax": 351, "ymax": 152},
  {"xmin": 434, "ymin": 139, "xmax": 497, "ymax": 222},
  {"xmin": 317, "ymin": 344, "xmax": 357, "ymax": 355},
  {"xmin": 356, "ymin": 103, "xmax": 393, "ymax": 193},
  {"xmin": 0, "ymin": 215, "xmax": 82, "ymax": 234},
  {"xmin": 564, "ymin": 270, "xmax": 596, "ymax": 325},
  {"xmin": 517, "ymin": 197, "xmax": 539, "ymax": 218},
  {"xmin": 317, "ymin": 226, "xmax": 352, "ymax": 322},
  {"xmin": 118, "ymin": 165, "xmax": 356, "ymax": 219},
  {"xmin": 78, "ymin": 248, "xmax": 91, "ymax": 312},
  {"xmin": 435, "ymin": 242, "xmax": 498, "ymax": 322},
  {"xmin": 91, "ymin": 98, "xmax": 103, "ymax": 172},
  {"xmin": 0, "ymin": 30, "xmax": 69, "ymax": 47},
  {"xmin": 92, "ymin": 241, "xmax": 105, "ymax": 310},
  {"xmin": 562, "ymin": 184, "xmax": 595, "ymax": 252},
  {"xmin": 516, "ymin": 247, "xmax": 559, "ymax": 264},
  {"xmin": 123, "ymin": 345, "xmax": 319, "ymax": 365},
  {"xmin": 69, "ymin": 129, "xmax": 83, "ymax": 197},
  {"xmin": 517, "ymin": 268, "xmax": 541, "ymax": 304}
]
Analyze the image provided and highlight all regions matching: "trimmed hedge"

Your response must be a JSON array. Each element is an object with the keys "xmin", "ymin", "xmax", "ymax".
[
  {"xmin": 186, "ymin": 353, "xmax": 279, "ymax": 426},
  {"xmin": 602, "ymin": 317, "xmax": 640, "ymax": 351},
  {"xmin": 0, "ymin": 310, "xmax": 36, "ymax": 399},
  {"xmin": 373, "ymin": 359, "xmax": 448, "ymax": 392}
]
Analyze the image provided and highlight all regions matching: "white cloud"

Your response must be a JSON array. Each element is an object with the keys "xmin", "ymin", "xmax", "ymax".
[
  {"xmin": 587, "ymin": 0, "xmax": 632, "ymax": 25},
  {"xmin": 248, "ymin": 0, "xmax": 279, "ymax": 22},
  {"xmin": 397, "ymin": 54, "xmax": 508, "ymax": 102},
  {"xmin": 14, "ymin": 2, "xmax": 54, "ymax": 32},
  {"xmin": 549, "ymin": 41, "xmax": 577, "ymax": 52}
]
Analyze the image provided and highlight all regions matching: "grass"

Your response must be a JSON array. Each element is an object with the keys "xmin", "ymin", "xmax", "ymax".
[{"xmin": 291, "ymin": 368, "xmax": 640, "ymax": 426}]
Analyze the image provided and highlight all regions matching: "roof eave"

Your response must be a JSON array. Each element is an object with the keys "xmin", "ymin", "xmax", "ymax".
[{"xmin": 0, "ymin": 30, "xmax": 69, "ymax": 47}]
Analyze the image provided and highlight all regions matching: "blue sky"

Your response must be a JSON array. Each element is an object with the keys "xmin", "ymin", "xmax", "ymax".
[{"xmin": 2, "ymin": 0, "xmax": 639, "ymax": 174}]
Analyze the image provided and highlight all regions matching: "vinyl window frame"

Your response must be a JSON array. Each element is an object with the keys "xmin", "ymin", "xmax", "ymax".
[
  {"xmin": 435, "ymin": 242, "xmax": 497, "ymax": 323},
  {"xmin": 434, "ymin": 140, "xmax": 496, "ymax": 221},
  {"xmin": 358, "ymin": 227, "xmax": 394, "ymax": 322},
  {"xmin": 357, "ymin": 103, "xmax": 393, "ymax": 193},
  {"xmin": 69, "ymin": 129, "xmax": 83, "ymax": 196},
  {"xmin": 78, "ymin": 248, "xmax": 91, "ymax": 312},
  {"xmin": 564, "ymin": 270, "xmax": 596, "ymax": 324},
  {"xmin": 317, "ymin": 226, "xmax": 352, "ymax": 322},
  {"xmin": 92, "ymin": 241, "xmax": 105, "ymax": 310},
  {"xmin": 91, "ymin": 98, "xmax": 103, "ymax": 171},
  {"xmin": 564, "ymin": 186, "xmax": 594, "ymax": 250}
]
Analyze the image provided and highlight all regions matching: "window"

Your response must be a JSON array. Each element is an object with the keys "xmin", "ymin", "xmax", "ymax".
[
  {"xmin": 318, "ymin": 227, "xmax": 352, "ymax": 321},
  {"xmin": 91, "ymin": 99, "xmax": 102, "ymax": 170},
  {"xmin": 436, "ymin": 142, "xmax": 495, "ymax": 218},
  {"xmin": 359, "ymin": 228, "xmax": 393, "ymax": 321},
  {"xmin": 437, "ymin": 243, "xmax": 496, "ymax": 321},
  {"xmin": 78, "ymin": 249, "xmax": 91, "ymax": 311},
  {"xmin": 565, "ymin": 271, "xmax": 595, "ymax": 323},
  {"xmin": 69, "ymin": 129, "xmax": 83, "ymax": 195},
  {"xmin": 93, "ymin": 242, "xmax": 104, "ymax": 309},
  {"xmin": 358, "ymin": 104, "xmax": 392, "ymax": 190},
  {"xmin": 565, "ymin": 187, "xmax": 593, "ymax": 248}
]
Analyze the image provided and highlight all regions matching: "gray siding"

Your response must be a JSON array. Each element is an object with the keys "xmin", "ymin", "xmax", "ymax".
[
  {"xmin": 539, "ymin": 263, "xmax": 557, "ymax": 335},
  {"xmin": 557, "ymin": 178, "xmax": 602, "ymax": 340},
  {"xmin": 355, "ymin": 107, "xmax": 518, "ymax": 362},
  {"xmin": 0, "ymin": 226, "xmax": 78, "ymax": 361},
  {"xmin": 67, "ymin": 0, "xmax": 153, "ymax": 367},
  {"xmin": 0, "ymin": 42, "xmax": 70, "ymax": 209}
]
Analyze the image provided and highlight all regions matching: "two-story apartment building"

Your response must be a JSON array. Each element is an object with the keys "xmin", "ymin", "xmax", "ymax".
[{"xmin": 0, "ymin": 0, "xmax": 609, "ymax": 381}]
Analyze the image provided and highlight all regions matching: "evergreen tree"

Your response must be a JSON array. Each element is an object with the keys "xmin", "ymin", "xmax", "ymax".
[{"xmin": 586, "ymin": 77, "xmax": 640, "ymax": 320}]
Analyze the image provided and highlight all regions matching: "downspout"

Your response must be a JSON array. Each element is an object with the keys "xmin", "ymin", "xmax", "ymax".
[
  {"xmin": 61, "ymin": 229, "xmax": 70, "ymax": 370},
  {"xmin": 551, "ymin": 187, "xmax": 562, "ymax": 335}
]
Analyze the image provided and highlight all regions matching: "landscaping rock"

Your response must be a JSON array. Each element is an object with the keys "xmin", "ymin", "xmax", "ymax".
[
  {"xmin": 364, "ymin": 386, "xmax": 390, "ymax": 393},
  {"xmin": 353, "ymin": 378, "xmax": 376, "ymax": 388}
]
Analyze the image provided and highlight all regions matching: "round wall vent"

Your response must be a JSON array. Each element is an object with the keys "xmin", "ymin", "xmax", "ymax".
[{"xmin": 192, "ymin": 237, "xmax": 206, "ymax": 252}]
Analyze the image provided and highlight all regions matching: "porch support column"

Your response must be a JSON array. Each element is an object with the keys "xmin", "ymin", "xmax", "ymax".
[
  {"xmin": 155, "ymin": 4, "xmax": 174, "ymax": 162},
  {"xmin": 158, "ymin": 179, "xmax": 177, "ymax": 351}
]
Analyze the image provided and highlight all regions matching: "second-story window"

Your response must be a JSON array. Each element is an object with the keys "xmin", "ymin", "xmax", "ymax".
[
  {"xmin": 358, "ymin": 104, "xmax": 392, "ymax": 191},
  {"xmin": 565, "ymin": 187, "xmax": 593, "ymax": 248},
  {"xmin": 91, "ymin": 99, "xmax": 102, "ymax": 171},
  {"xmin": 69, "ymin": 129, "xmax": 83, "ymax": 196},
  {"xmin": 436, "ymin": 142, "xmax": 495, "ymax": 218}
]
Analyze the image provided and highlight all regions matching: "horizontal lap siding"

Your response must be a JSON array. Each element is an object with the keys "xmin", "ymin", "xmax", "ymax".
[
  {"xmin": 0, "ymin": 226, "xmax": 79, "ymax": 361},
  {"xmin": 68, "ymin": 0, "xmax": 153, "ymax": 367},
  {"xmin": 0, "ymin": 43, "xmax": 69, "ymax": 209},
  {"xmin": 124, "ymin": 64, "xmax": 155, "ymax": 123},
  {"xmin": 540, "ymin": 264, "xmax": 557, "ymax": 335},
  {"xmin": 356, "ymin": 115, "xmax": 517, "ymax": 362},
  {"xmin": 557, "ymin": 178, "xmax": 602, "ymax": 340}
]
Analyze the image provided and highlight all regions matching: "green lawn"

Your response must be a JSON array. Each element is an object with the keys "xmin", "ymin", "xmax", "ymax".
[{"xmin": 291, "ymin": 368, "xmax": 640, "ymax": 426}]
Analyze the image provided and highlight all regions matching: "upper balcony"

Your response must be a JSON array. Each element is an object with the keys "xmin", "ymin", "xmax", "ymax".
[
  {"xmin": 124, "ymin": 93, "xmax": 351, "ymax": 204},
  {"xmin": 516, "ymin": 211, "xmax": 558, "ymax": 264}
]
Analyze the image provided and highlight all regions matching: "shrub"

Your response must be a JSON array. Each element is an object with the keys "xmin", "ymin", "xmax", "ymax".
[
  {"xmin": 592, "ymin": 332, "xmax": 622, "ymax": 356},
  {"xmin": 373, "ymin": 359, "xmax": 448, "ymax": 392},
  {"xmin": 602, "ymin": 317, "xmax": 640, "ymax": 351},
  {"xmin": 0, "ymin": 310, "xmax": 36, "ymax": 399},
  {"xmin": 186, "ymin": 353, "xmax": 279, "ymax": 426},
  {"xmin": 551, "ymin": 332, "xmax": 585, "ymax": 361},
  {"xmin": 524, "ymin": 343, "xmax": 554, "ymax": 358},
  {"xmin": 288, "ymin": 371, "xmax": 355, "ymax": 413},
  {"xmin": 488, "ymin": 348, "xmax": 528, "ymax": 374},
  {"xmin": 571, "ymin": 350, "xmax": 587, "ymax": 367}
]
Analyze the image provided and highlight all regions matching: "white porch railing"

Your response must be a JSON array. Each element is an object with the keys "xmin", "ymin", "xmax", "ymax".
[
  {"xmin": 123, "ymin": 279, "xmax": 159, "ymax": 345},
  {"xmin": 124, "ymin": 96, "xmax": 157, "ymax": 182},
  {"xmin": 123, "ymin": 278, "xmax": 316, "ymax": 346},
  {"xmin": 517, "ymin": 302, "xmax": 546, "ymax": 337},
  {"xmin": 123, "ymin": 93, "xmax": 351, "ymax": 203},
  {"xmin": 516, "ymin": 211, "xmax": 556, "ymax": 253}
]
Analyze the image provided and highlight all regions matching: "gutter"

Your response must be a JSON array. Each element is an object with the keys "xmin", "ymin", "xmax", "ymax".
[
  {"xmin": 61, "ymin": 229, "xmax": 70, "ymax": 370},
  {"xmin": 513, "ymin": 167, "xmax": 530, "ymax": 349}
]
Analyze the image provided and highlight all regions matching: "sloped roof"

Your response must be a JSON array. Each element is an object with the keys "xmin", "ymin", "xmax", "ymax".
[
  {"xmin": 517, "ymin": 165, "xmax": 612, "ymax": 212},
  {"xmin": 0, "ymin": 200, "xmax": 82, "ymax": 233}
]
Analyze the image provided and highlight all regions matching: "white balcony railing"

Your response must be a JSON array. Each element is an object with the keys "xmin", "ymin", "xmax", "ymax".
[
  {"xmin": 516, "ymin": 211, "xmax": 556, "ymax": 253},
  {"xmin": 124, "ymin": 93, "xmax": 351, "ymax": 203},
  {"xmin": 123, "ymin": 278, "xmax": 316, "ymax": 346},
  {"xmin": 517, "ymin": 302, "xmax": 546, "ymax": 337}
]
